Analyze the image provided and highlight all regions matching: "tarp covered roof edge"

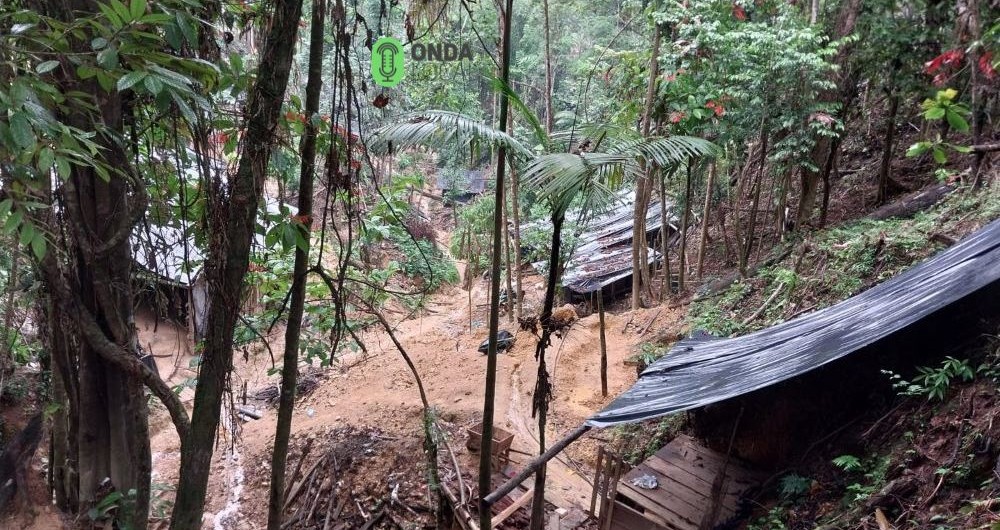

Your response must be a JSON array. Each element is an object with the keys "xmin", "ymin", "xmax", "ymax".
[{"xmin": 587, "ymin": 218, "xmax": 1000, "ymax": 428}]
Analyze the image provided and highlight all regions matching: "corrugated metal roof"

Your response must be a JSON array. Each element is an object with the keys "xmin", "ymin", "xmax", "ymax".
[{"xmin": 562, "ymin": 191, "xmax": 677, "ymax": 296}]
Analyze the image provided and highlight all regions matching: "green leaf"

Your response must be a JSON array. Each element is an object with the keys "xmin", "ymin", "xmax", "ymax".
[
  {"xmin": 36, "ymin": 60, "xmax": 60, "ymax": 74},
  {"xmin": 164, "ymin": 23, "xmax": 183, "ymax": 50},
  {"xmin": 176, "ymin": 11, "xmax": 198, "ymax": 46},
  {"xmin": 30, "ymin": 233, "xmax": 47, "ymax": 260},
  {"xmin": 951, "ymin": 144, "xmax": 972, "ymax": 154},
  {"xmin": 55, "ymin": 156, "xmax": 71, "ymax": 179},
  {"xmin": 77, "ymin": 65, "xmax": 98, "ymax": 79},
  {"xmin": 109, "ymin": 0, "xmax": 132, "ymax": 23},
  {"xmin": 129, "ymin": 0, "xmax": 146, "ymax": 21},
  {"xmin": 96, "ymin": 72, "xmax": 115, "ymax": 92},
  {"xmin": 97, "ymin": 46, "xmax": 119, "ymax": 69},
  {"xmin": 925, "ymin": 107, "xmax": 946, "ymax": 120},
  {"xmin": 0, "ymin": 199, "xmax": 13, "ymax": 218},
  {"xmin": 18, "ymin": 223, "xmax": 35, "ymax": 246},
  {"xmin": 91, "ymin": 37, "xmax": 108, "ymax": 50},
  {"xmin": 945, "ymin": 110, "xmax": 969, "ymax": 133},
  {"xmin": 143, "ymin": 75, "xmax": 163, "ymax": 95},
  {"xmin": 97, "ymin": 2, "xmax": 123, "ymax": 28},
  {"xmin": 37, "ymin": 147, "xmax": 55, "ymax": 171},
  {"xmin": 9, "ymin": 113, "xmax": 36, "ymax": 150},
  {"xmin": 229, "ymin": 52, "xmax": 243, "ymax": 73},
  {"xmin": 116, "ymin": 70, "xmax": 146, "ymax": 92},
  {"xmin": 932, "ymin": 147, "xmax": 947, "ymax": 164},
  {"xmin": 4, "ymin": 209, "xmax": 23, "ymax": 234},
  {"xmin": 905, "ymin": 142, "xmax": 930, "ymax": 157}
]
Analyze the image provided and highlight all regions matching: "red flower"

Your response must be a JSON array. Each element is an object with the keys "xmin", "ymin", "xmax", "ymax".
[
  {"xmin": 979, "ymin": 52, "xmax": 996, "ymax": 80},
  {"xmin": 732, "ymin": 4, "xmax": 747, "ymax": 20},
  {"xmin": 669, "ymin": 111, "xmax": 685, "ymax": 123},
  {"xmin": 932, "ymin": 72, "xmax": 949, "ymax": 87},
  {"xmin": 925, "ymin": 49, "xmax": 963, "ymax": 74},
  {"xmin": 705, "ymin": 100, "xmax": 725, "ymax": 116}
]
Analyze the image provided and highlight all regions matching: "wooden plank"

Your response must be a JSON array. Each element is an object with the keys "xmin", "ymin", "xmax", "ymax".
[
  {"xmin": 616, "ymin": 482, "xmax": 698, "ymax": 530},
  {"xmin": 609, "ymin": 502, "xmax": 671, "ymax": 530},
  {"xmin": 641, "ymin": 451, "xmax": 716, "ymax": 493},
  {"xmin": 654, "ymin": 444, "xmax": 758, "ymax": 492},
  {"xmin": 621, "ymin": 463, "xmax": 706, "ymax": 517},
  {"xmin": 642, "ymin": 450, "xmax": 746, "ymax": 515},
  {"xmin": 609, "ymin": 436, "xmax": 762, "ymax": 530},
  {"xmin": 491, "ymin": 487, "xmax": 534, "ymax": 529}
]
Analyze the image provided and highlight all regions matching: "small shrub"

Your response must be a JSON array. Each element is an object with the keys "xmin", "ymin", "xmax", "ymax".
[
  {"xmin": 832, "ymin": 454, "xmax": 863, "ymax": 473},
  {"xmin": 778, "ymin": 473, "xmax": 812, "ymax": 501},
  {"xmin": 885, "ymin": 356, "xmax": 974, "ymax": 401}
]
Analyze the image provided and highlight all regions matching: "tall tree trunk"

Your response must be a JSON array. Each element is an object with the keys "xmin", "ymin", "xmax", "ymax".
[
  {"xmin": 697, "ymin": 163, "xmax": 716, "ymax": 280},
  {"xmin": 503, "ymin": 176, "xmax": 515, "ymax": 322},
  {"xmin": 542, "ymin": 0, "xmax": 554, "ymax": 133},
  {"xmin": 0, "ymin": 246, "xmax": 20, "ymax": 375},
  {"xmin": 742, "ymin": 127, "xmax": 768, "ymax": 273},
  {"xmin": 598, "ymin": 290, "xmax": 607, "ymax": 397},
  {"xmin": 28, "ymin": 2, "xmax": 168, "ymax": 524},
  {"xmin": 266, "ymin": 0, "xmax": 323, "ymax": 527},
  {"xmin": 961, "ymin": 0, "xmax": 988, "ymax": 188},
  {"xmin": 678, "ymin": 162, "xmax": 693, "ymax": 291},
  {"xmin": 171, "ymin": 0, "xmax": 305, "ymax": 527},
  {"xmin": 877, "ymin": 88, "xmax": 900, "ymax": 205},
  {"xmin": 511, "ymin": 157, "xmax": 523, "ymax": 320},
  {"xmin": 529, "ymin": 211, "xmax": 565, "ymax": 530},
  {"xmin": 478, "ymin": 0, "xmax": 514, "ymax": 526},
  {"xmin": 659, "ymin": 172, "xmax": 671, "ymax": 299},
  {"xmin": 796, "ymin": 0, "xmax": 863, "ymax": 227},
  {"xmin": 631, "ymin": 24, "xmax": 661, "ymax": 310}
]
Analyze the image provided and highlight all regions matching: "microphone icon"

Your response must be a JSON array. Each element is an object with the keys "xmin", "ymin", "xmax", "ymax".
[
  {"xmin": 371, "ymin": 37, "xmax": 404, "ymax": 88},
  {"xmin": 377, "ymin": 42, "xmax": 398, "ymax": 82}
]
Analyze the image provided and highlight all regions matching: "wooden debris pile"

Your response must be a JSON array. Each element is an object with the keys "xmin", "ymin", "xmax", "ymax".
[
  {"xmin": 279, "ymin": 426, "xmax": 436, "ymax": 529},
  {"xmin": 250, "ymin": 370, "xmax": 326, "ymax": 405}
]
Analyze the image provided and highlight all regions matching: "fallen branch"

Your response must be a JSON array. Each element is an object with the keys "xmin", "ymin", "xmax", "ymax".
[
  {"xmin": 741, "ymin": 282, "xmax": 786, "ymax": 326},
  {"xmin": 969, "ymin": 142, "xmax": 1000, "ymax": 153}
]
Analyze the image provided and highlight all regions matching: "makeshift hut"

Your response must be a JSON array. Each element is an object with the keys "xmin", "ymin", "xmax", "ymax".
[
  {"xmin": 484, "ymin": 218, "xmax": 1000, "ymax": 530},
  {"xmin": 560, "ymin": 191, "xmax": 678, "ymax": 302}
]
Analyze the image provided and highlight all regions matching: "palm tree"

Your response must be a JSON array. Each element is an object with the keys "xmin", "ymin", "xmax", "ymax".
[{"xmin": 373, "ymin": 100, "xmax": 714, "ymax": 527}]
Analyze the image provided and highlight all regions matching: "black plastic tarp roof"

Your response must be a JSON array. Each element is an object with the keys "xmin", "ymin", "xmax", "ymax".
[{"xmin": 588, "ymin": 218, "xmax": 1000, "ymax": 428}]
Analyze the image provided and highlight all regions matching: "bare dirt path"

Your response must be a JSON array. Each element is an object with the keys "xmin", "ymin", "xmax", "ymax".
[{"xmin": 140, "ymin": 268, "xmax": 684, "ymax": 529}]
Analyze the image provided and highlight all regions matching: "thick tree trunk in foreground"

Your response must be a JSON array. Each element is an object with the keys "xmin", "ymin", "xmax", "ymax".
[
  {"xmin": 171, "ymin": 1, "xmax": 304, "ymax": 527},
  {"xmin": 266, "ymin": 1, "xmax": 323, "ymax": 528},
  {"xmin": 29, "ymin": 2, "xmax": 170, "ymax": 525}
]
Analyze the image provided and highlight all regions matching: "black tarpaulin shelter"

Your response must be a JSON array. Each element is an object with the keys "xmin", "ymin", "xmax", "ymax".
[{"xmin": 588, "ymin": 218, "xmax": 1000, "ymax": 428}]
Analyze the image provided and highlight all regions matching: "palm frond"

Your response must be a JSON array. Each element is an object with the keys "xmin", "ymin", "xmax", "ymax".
[
  {"xmin": 370, "ymin": 110, "xmax": 533, "ymax": 159},
  {"xmin": 609, "ymin": 135, "xmax": 719, "ymax": 167},
  {"xmin": 523, "ymin": 152, "xmax": 639, "ymax": 214},
  {"xmin": 490, "ymin": 78, "xmax": 550, "ymax": 152}
]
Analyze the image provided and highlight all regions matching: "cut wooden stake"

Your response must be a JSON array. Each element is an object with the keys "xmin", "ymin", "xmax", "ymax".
[
  {"xmin": 874, "ymin": 508, "xmax": 892, "ymax": 530},
  {"xmin": 490, "ymin": 487, "xmax": 534, "ymax": 528}
]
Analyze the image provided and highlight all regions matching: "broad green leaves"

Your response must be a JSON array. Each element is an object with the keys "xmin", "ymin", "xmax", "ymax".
[
  {"xmin": 906, "ymin": 89, "xmax": 973, "ymax": 165},
  {"xmin": 920, "ymin": 89, "xmax": 970, "ymax": 133},
  {"xmin": 0, "ymin": 200, "xmax": 47, "ymax": 260}
]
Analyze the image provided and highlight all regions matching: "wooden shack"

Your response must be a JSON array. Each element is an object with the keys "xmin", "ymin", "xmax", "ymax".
[{"xmin": 591, "ymin": 435, "xmax": 761, "ymax": 530}]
